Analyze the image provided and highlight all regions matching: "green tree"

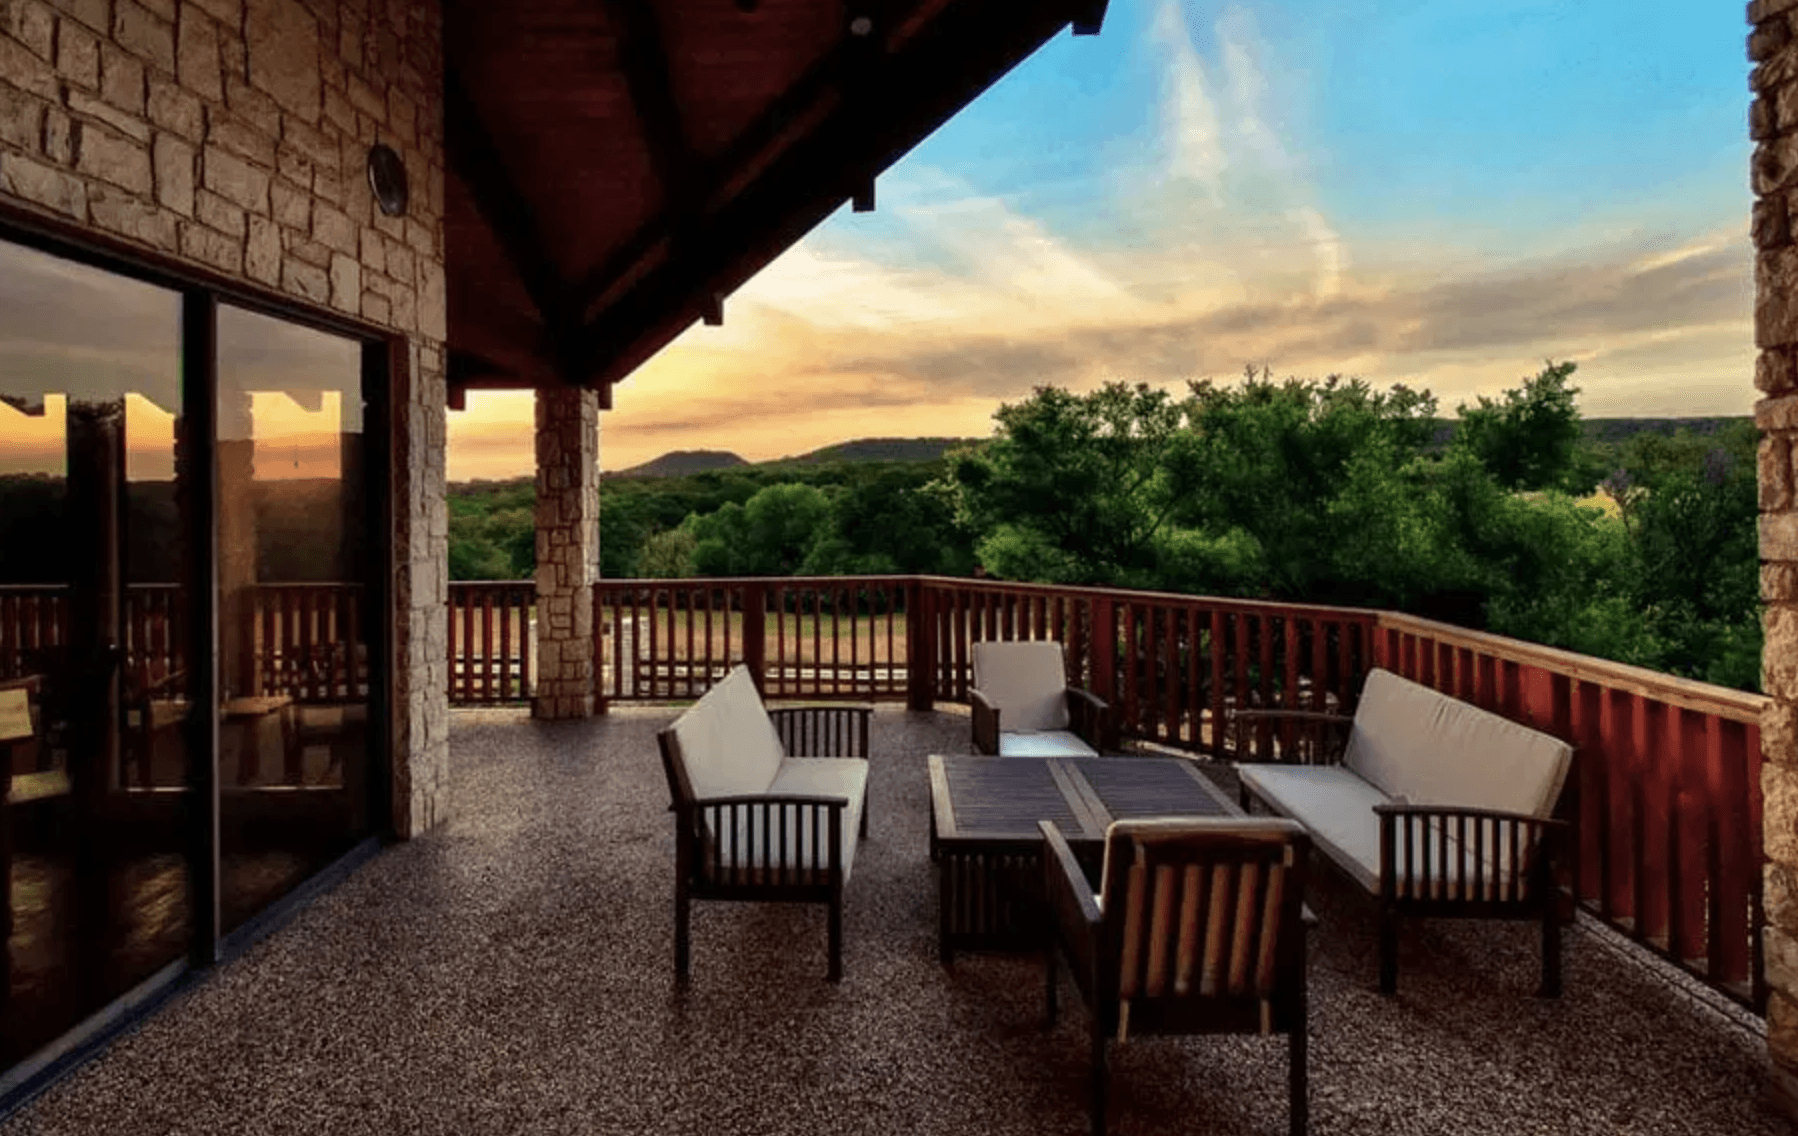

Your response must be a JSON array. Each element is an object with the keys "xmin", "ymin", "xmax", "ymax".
[
  {"xmin": 638, "ymin": 528, "xmax": 697, "ymax": 578},
  {"xmin": 686, "ymin": 482, "xmax": 833, "ymax": 576},
  {"xmin": 1454, "ymin": 360, "xmax": 1586, "ymax": 492},
  {"xmin": 946, "ymin": 382, "xmax": 1192, "ymax": 585},
  {"xmin": 1172, "ymin": 369, "xmax": 1442, "ymax": 606},
  {"xmin": 803, "ymin": 468, "xmax": 975, "ymax": 576}
]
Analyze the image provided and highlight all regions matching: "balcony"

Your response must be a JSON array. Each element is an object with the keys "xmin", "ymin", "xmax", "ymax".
[
  {"xmin": 0, "ymin": 699, "xmax": 1780, "ymax": 1135},
  {"xmin": 0, "ymin": 573, "xmax": 1777, "ymax": 1131}
]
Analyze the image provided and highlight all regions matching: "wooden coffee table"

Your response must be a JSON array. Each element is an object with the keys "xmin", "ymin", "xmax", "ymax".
[{"xmin": 927, "ymin": 754, "xmax": 1239, "ymax": 962}]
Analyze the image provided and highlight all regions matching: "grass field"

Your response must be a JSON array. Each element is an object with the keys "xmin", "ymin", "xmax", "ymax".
[{"xmin": 600, "ymin": 607, "xmax": 909, "ymax": 665}]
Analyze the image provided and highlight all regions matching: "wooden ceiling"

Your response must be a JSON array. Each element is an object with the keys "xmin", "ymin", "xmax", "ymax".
[{"xmin": 441, "ymin": 0, "xmax": 1110, "ymax": 407}]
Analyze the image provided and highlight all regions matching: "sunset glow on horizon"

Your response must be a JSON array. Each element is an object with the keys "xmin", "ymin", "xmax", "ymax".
[{"xmin": 440, "ymin": 1, "xmax": 1755, "ymax": 481}]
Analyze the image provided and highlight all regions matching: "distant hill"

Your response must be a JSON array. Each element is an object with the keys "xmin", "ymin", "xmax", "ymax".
[
  {"xmin": 602, "ymin": 437, "xmax": 982, "ymax": 478},
  {"xmin": 1425, "ymin": 416, "xmax": 1751, "ymax": 448},
  {"xmin": 608, "ymin": 450, "xmax": 749, "ymax": 478},
  {"xmin": 1579, "ymin": 416, "xmax": 1753, "ymax": 443},
  {"xmin": 772, "ymin": 437, "xmax": 980, "ymax": 466}
]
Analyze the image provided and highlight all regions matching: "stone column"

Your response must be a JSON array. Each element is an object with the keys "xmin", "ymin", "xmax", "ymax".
[
  {"xmin": 391, "ymin": 342, "xmax": 450, "ymax": 837},
  {"xmin": 1752, "ymin": 0, "xmax": 1798, "ymax": 1115},
  {"xmin": 533, "ymin": 385, "xmax": 601, "ymax": 719}
]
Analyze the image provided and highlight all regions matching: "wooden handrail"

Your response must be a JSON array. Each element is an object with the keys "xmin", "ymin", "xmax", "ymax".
[{"xmin": 1373, "ymin": 611, "xmax": 1766, "ymax": 724}]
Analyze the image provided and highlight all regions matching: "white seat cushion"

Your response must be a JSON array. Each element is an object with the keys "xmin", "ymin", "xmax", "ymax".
[
  {"xmin": 1345, "ymin": 669, "xmax": 1572, "ymax": 819},
  {"xmin": 1237, "ymin": 764, "xmax": 1390, "ymax": 892},
  {"xmin": 997, "ymin": 730, "xmax": 1098, "ymax": 758},
  {"xmin": 971, "ymin": 641, "xmax": 1071, "ymax": 732},
  {"xmin": 706, "ymin": 758, "xmax": 868, "ymax": 884}
]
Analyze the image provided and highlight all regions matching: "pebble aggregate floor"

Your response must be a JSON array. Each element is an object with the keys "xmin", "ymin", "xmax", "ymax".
[{"xmin": 1, "ymin": 706, "xmax": 1791, "ymax": 1136}]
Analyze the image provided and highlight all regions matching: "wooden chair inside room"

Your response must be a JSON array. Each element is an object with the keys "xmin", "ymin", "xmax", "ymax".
[{"xmin": 1040, "ymin": 816, "xmax": 1313, "ymax": 1136}]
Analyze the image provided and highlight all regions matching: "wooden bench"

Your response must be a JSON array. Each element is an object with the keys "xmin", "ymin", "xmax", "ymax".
[
  {"xmin": 1233, "ymin": 667, "xmax": 1573, "ymax": 996},
  {"xmin": 657, "ymin": 665, "xmax": 872, "ymax": 982}
]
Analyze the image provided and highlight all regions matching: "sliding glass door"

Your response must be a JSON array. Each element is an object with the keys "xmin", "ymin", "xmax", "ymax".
[
  {"xmin": 0, "ymin": 234, "xmax": 387, "ymax": 1075},
  {"xmin": 0, "ymin": 239, "xmax": 192, "ymax": 1068},
  {"xmin": 215, "ymin": 306, "xmax": 373, "ymax": 931}
]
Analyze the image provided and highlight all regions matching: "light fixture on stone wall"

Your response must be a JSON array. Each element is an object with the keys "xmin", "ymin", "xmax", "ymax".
[{"xmin": 367, "ymin": 144, "xmax": 410, "ymax": 217}]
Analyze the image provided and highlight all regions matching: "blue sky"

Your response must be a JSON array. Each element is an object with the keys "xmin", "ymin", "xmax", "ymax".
[{"xmin": 450, "ymin": 0, "xmax": 1754, "ymax": 477}]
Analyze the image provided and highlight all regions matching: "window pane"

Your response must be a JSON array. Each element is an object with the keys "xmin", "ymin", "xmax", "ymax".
[{"xmin": 216, "ymin": 306, "xmax": 374, "ymax": 932}]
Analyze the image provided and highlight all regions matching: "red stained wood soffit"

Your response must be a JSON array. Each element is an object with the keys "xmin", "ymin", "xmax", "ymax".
[{"xmin": 441, "ymin": 0, "xmax": 1111, "ymax": 404}]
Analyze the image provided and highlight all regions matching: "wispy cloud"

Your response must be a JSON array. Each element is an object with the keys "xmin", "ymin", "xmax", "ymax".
[{"xmin": 445, "ymin": 5, "xmax": 1751, "ymax": 479}]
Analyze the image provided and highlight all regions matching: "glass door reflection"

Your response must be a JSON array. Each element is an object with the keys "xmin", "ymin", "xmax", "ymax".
[
  {"xmin": 0, "ymin": 240, "xmax": 190, "ymax": 1067},
  {"xmin": 215, "ymin": 307, "xmax": 373, "ymax": 931}
]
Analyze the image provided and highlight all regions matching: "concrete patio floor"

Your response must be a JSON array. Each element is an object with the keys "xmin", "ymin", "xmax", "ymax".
[{"xmin": 2, "ymin": 706, "xmax": 1791, "ymax": 1136}]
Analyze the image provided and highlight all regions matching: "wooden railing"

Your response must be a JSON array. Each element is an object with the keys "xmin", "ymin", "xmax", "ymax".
[
  {"xmin": 915, "ymin": 578, "xmax": 1380, "ymax": 757},
  {"xmin": 592, "ymin": 577, "xmax": 910, "ymax": 704},
  {"xmin": 448, "ymin": 581, "xmax": 534, "ymax": 704},
  {"xmin": 2, "ymin": 573, "xmax": 1770, "ymax": 1009}
]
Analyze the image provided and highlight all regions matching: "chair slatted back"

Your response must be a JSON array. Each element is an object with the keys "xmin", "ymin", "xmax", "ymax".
[{"xmin": 1101, "ymin": 818, "xmax": 1308, "ymax": 1034}]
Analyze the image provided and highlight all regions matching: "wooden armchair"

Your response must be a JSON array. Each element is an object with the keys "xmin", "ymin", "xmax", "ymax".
[
  {"xmin": 1041, "ymin": 816, "xmax": 1312, "ymax": 1136},
  {"xmin": 970, "ymin": 640, "xmax": 1111, "ymax": 756}
]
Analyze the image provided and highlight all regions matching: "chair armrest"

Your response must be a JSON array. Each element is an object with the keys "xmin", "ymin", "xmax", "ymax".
[
  {"xmin": 970, "ymin": 688, "xmax": 1000, "ymax": 755},
  {"xmin": 767, "ymin": 704, "xmax": 873, "ymax": 758},
  {"xmin": 1064, "ymin": 687, "xmax": 1113, "ymax": 752},
  {"xmin": 1374, "ymin": 804, "xmax": 1568, "ymax": 902},
  {"xmin": 1039, "ymin": 819, "xmax": 1102, "ymax": 989},
  {"xmin": 1230, "ymin": 709, "xmax": 1350, "ymax": 765}
]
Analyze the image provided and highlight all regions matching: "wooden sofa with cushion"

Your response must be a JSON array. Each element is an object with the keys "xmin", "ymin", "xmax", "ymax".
[
  {"xmin": 657, "ymin": 664, "xmax": 872, "ymax": 982},
  {"xmin": 1233, "ymin": 667, "xmax": 1573, "ymax": 995}
]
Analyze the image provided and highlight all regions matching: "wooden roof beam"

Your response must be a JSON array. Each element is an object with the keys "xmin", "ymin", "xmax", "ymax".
[
  {"xmin": 1071, "ymin": 0, "xmax": 1109, "ymax": 35},
  {"xmin": 444, "ymin": 67, "xmax": 582, "ymax": 382},
  {"xmin": 608, "ymin": 0, "xmax": 697, "ymax": 211},
  {"xmin": 575, "ymin": 0, "xmax": 1089, "ymax": 387},
  {"xmin": 565, "ymin": 3, "xmax": 910, "ymax": 323}
]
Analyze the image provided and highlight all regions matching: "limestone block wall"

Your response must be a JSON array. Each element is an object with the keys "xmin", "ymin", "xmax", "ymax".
[
  {"xmin": 1755, "ymin": 0, "xmax": 1798, "ymax": 1112},
  {"xmin": 0, "ymin": 0, "xmax": 450, "ymax": 837},
  {"xmin": 533, "ymin": 385, "xmax": 600, "ymax": 719}
]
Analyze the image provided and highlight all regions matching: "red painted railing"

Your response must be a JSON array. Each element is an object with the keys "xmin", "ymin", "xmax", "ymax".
[
  {"xmin": 592, "ymin": 577, "xmax": 911, "ymax": 704},
  {"xmin": 2, "ymin": 574, "xmax": 1769, "ymax": 1009},
  {"xmin": 448, "ymin": 581, "xmax": 533, "ymax": 704},
  {"xmin": 915, "ymin": 578, "xmax": 1379, "ymax": 757}
]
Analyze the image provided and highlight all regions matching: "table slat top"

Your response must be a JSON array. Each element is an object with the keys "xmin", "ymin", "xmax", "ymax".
[{"xmin": 929, "ymin": 755, "xmax": 1237, "ymax": 848}]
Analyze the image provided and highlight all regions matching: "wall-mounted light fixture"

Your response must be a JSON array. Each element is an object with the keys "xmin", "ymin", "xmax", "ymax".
[{"xmin": 367, "ymin": 144, "xmax": 409, "ymax": 217}]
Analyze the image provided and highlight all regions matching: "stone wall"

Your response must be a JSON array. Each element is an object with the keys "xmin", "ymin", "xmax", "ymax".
[
  {"xmin": 0, "ymin": 0, "xmax": 450, "ymax": 837},
  {"xmin": 1754, "ymin": 0, "xmax": 1798, "ymax": 1114},
  {"xmin": 533, "ymin": 385, "xmax": 599, "ymax": 719}
]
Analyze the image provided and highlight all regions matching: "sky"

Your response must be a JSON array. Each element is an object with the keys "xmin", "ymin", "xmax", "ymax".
[{"xmin": 478, "ymin": 1, "xmax": 1747, "ymax": 477}]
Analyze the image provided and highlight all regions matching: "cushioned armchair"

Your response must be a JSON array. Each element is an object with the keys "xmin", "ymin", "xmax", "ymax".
[
  {"xmin": 970, "ymin": 640, "xmax": 1109, "ymax": 756},
  {"xmin": 1041, "ymin": 816, "xmax": 1312, "ymax": 1136},
  {"xmin": 657, "ymin": 666, "xmax": 872, "ymax": 982}
]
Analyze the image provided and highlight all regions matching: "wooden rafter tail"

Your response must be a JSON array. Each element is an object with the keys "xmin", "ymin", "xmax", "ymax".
[
  {"xmin": 577, "ymin": 0, "xmax": 1072, "ymax": 386},
  {"xmin": 443, "ymin": 69, "xmax": 574, "ymax": 364},
  {"xmin": 613, "ymin": 0, "xmax": 697, "ymax": 209},
  {"xmin": 701, "ymin": 293, "xmax": 724, "ymax": 327},
  {"xmin": 1071, "ymin": 0, "xmax": 1111, "ymax": 36},
  {"xmin": 852, "ymin": 179, "xmax": 876, "ymax": 213}
]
